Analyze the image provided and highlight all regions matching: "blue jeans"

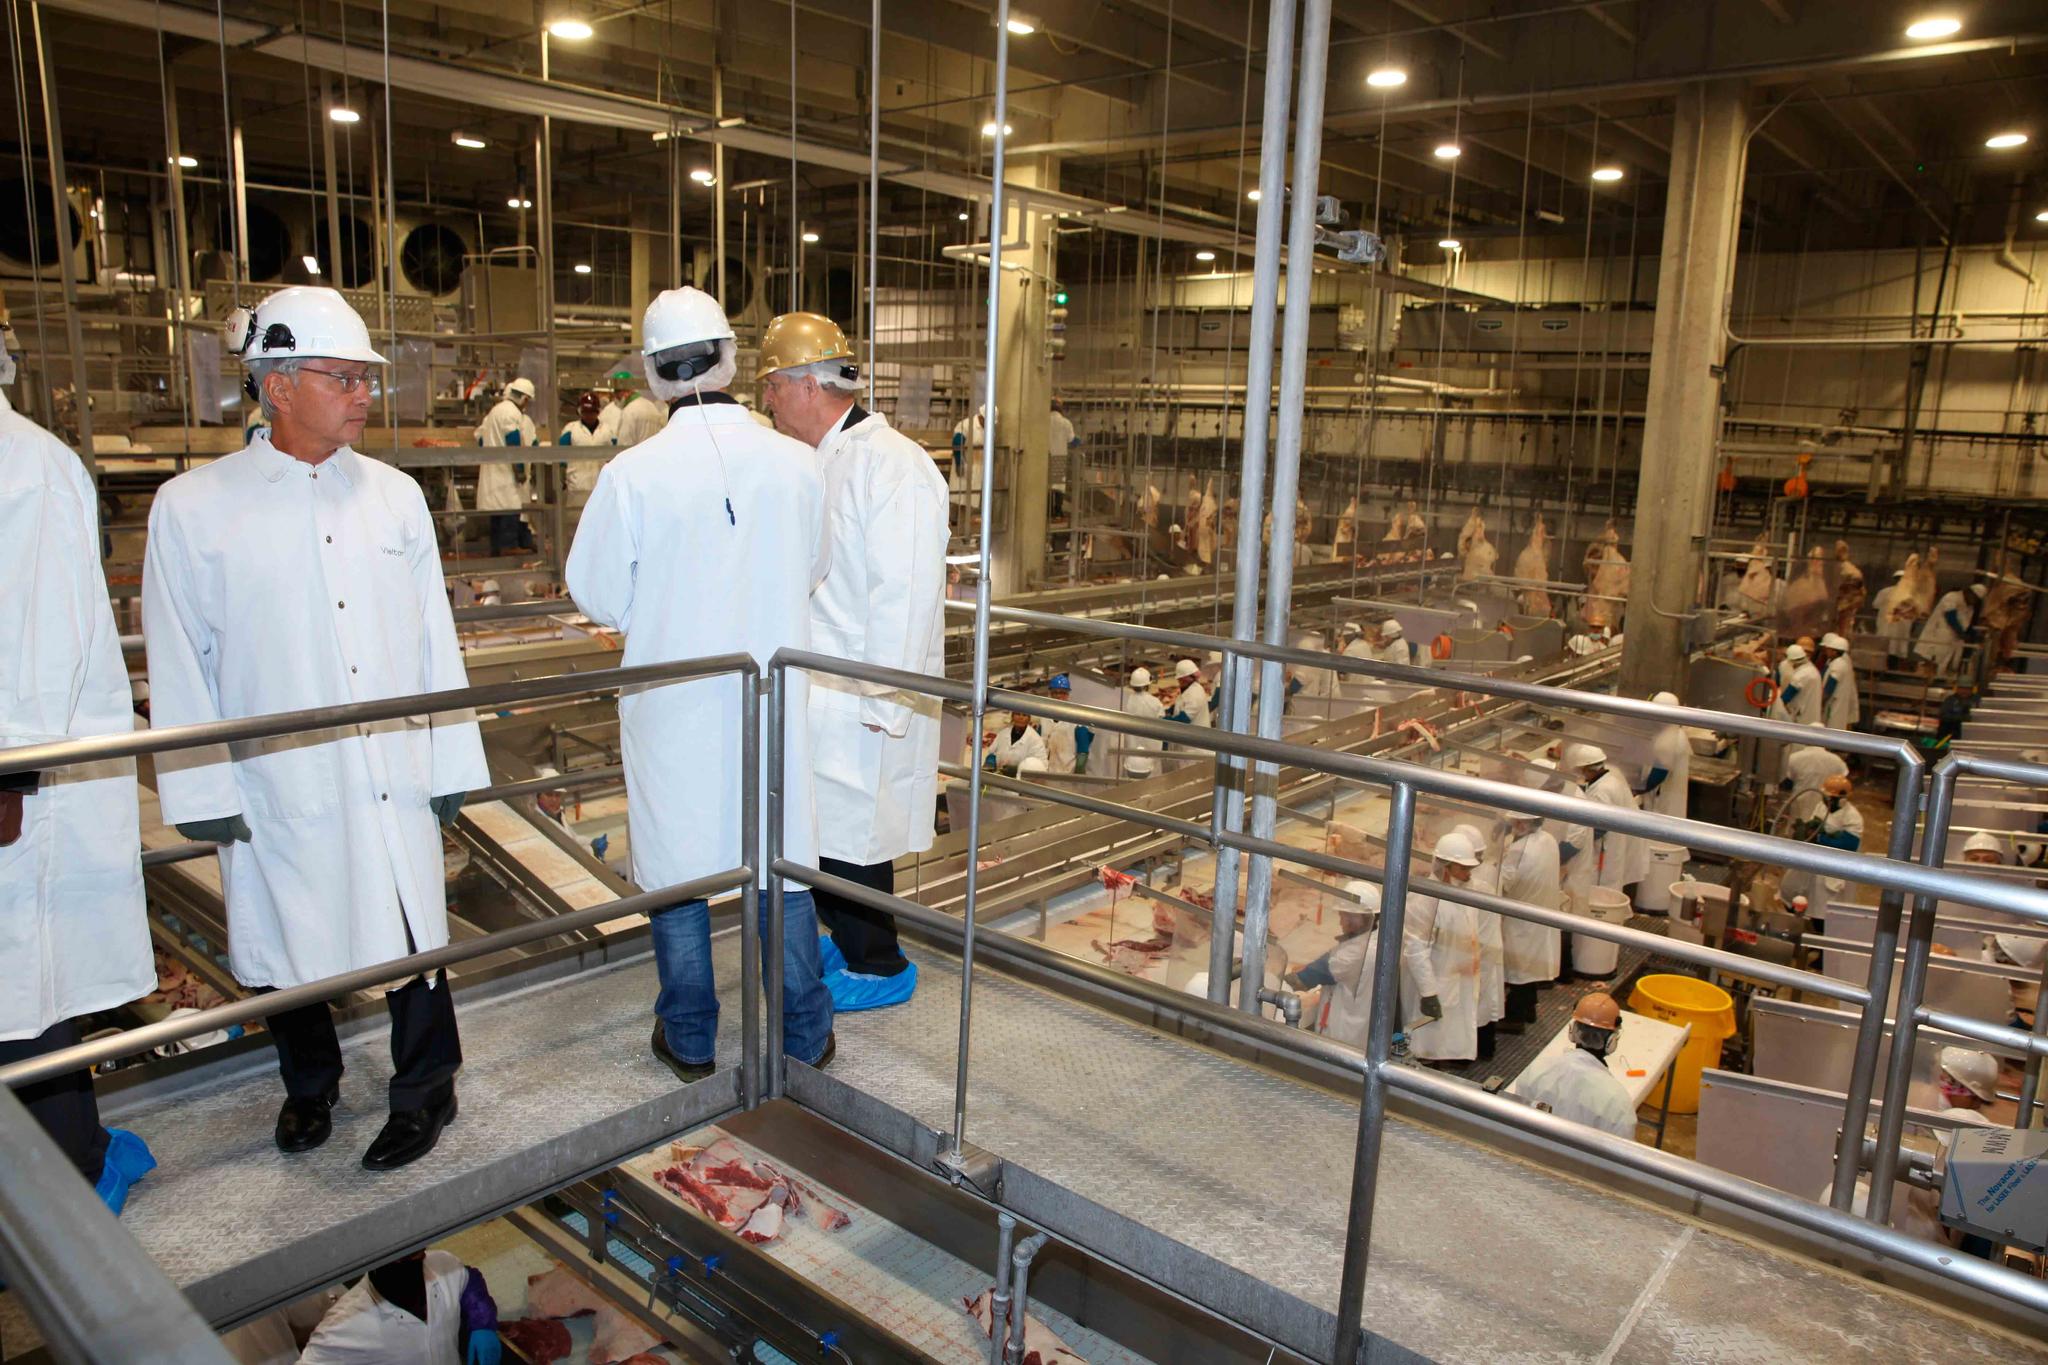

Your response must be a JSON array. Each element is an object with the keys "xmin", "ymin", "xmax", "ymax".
[{"xmin": 649, "ymin": 889, "xmax": 834, "ymax": 1067}]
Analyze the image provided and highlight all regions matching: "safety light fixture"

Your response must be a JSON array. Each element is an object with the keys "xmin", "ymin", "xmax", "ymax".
[
  {"xmin": 172, "ymin": 155, "xmax": 198, "ymax": 168},
  {"xmin": 452, "ymin": 132, "xmax": 487, "ymax": 150},
  {"xmin": 1195, "ymin": 250, "xmax": 1216, "ymax": 262},
  {"xmin": 507, "ymin": 196, "xmax": 533, "ymax": 209},
  {"xmin": 1904, "ymin": 15, "xmax": 1962, "ymax": 39},
  {"xmin": 546, "ymin": 18, "xmax": 594, "ymax": 40},
  {"xmin": 573, "ymin": 263, "xmax": 592, "ymax": 274},
  {"xmin": 1434, "ymin": 143, "xmax": 1461, "ymax": 159},
  {"xmin": 1247, "ymin": 188, "xmax": 1262, "ymax": 201},
  {"xmin": 689, "ymin": 167, "xmax": 716, "ymax": 184},
  {"xmin": 1366, "ymin": 67, "xmax": 1407, "ymax": 89},
  {"xmin": 802, "ymin": 231, "xmax": 821, "ymax": 243},
  {"xmin": 958, "ymin": 211, "xmax": 970, "ymax": 221},
  {"xmin": 1986, "ymin": 132, "xmax": 2030, "ymax": 149},
  {"xmin": 329, "ymin": 107, "xmax": 361, "ymax": 125},
  {"xmin": 1004, "ymin": 13, "xmax": 1038, "ymax": 35},
  {"xmin": 301, "ymin": 255, "xmax": 322, "ymax": 274},
  {"xmin": 981, "ymin": 121, "xmax": 1013, "ymax": 137},
  {"xmin": 1437, "ymin": 238, "xmax": 1462, "ymax": 251},
  {"xmin": 1591, "ymin": 166, "xmax": 1625, "ymax": 182},
  {"xmin": 2037, "ymin": 209, "xmax": 2048, "ymax": 223}
]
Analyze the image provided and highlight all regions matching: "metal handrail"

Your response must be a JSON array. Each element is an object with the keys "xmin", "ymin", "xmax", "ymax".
[{"xmin": 768, "ymin": 647, "xmax": 2048, "ymax": 1339}]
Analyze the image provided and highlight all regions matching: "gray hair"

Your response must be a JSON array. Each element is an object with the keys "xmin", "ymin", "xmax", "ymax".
[
  {"xmin": 646, "ymin": 338, "xmax": 738, "ymax": 402},
  {"xmin": 781, "ymin": 357, "xmax": 862, "ymax": 396},
  {"xmin": 248, "ymin": 357, "xmax": 305, "ymax": 421}
]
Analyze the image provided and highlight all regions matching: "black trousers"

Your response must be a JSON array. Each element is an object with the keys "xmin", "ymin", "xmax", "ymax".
[
  {"xmin": 264, "ymin": 971, "xmax": 462, "ymax": 1110},
  {"xmin": 813, "ymin": 857, "xmax": 909, "ymax": 977},
  {"xmin": 0, "ymin": 1019, "xmax": 108, "ymax": 1183},
  {"xmin": 1505, "ymin": 980, "xmax": 1543, "ymax": 1026}
]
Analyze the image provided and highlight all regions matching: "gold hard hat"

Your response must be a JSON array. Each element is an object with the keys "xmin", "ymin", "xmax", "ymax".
[{"xmin": 759, "ymin": 311, "xmax": 854, "ymax": 376}]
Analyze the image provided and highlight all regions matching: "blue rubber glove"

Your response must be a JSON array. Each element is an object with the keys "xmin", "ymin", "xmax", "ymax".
[
  {"xmin": 431, "ymin": 792, "xmax": 466, "ymax": 826},
  {"xmin": 176, "ymin": 814, "xmax": 251, "ymax": 844},
  {"xmin": 591, "ymin": 832, "xmax": 609, "ymax": 861},
  {"xmin": 464, "ymin": 1330, "xmax": 501, "ymax": 1365}
]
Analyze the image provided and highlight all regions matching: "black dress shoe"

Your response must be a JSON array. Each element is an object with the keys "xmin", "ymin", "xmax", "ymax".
[
  {"xmin": 361, "ymin": 1093, "xmax": 457, "ymax": 1171},
  {"xmin": 275, "ymin": 1088, "xmax": 339, "ymax": 1154},
  {"xmin": 650, "ymin": 1022, "xmax": 715, "ymax": 1085},
  {"xmin": 808, "ymin": 1032, "xmax": 837, "ymax": 1070}
]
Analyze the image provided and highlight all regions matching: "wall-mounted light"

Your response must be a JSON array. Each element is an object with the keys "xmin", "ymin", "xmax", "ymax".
[
  {"xmin": 802, "ymin": 231, "xmax": 821, "ymax": 244},
  {"xmin": 1434, "ymin": 143, "xmax": 1461, "ymax": 160},
  {"xmin": 958, "ymin": 211, "xmax": 970, "ymax": 221},
  {"xmin": 689, "ymin": 168, "xmax": 716, "ymax": 184},
  {"xmin": 547, "ymin": 18, "xmax": 594, "ymax": 40},
  {"xmin": 1986, "ymin": 131, "xmax": 2030, "ymax": 149},
  {"xmin": 1591, "ymin": 166, "xmax": 1625, "ymax": 182},
  {"xmin": 1366, "ymin": 67, "xmax": 1406, "ymax": 89},
  {"xmin": 172, "ymin": 155, "xmax": 198, "ymax": 168},
  {"xmin": 573, "ymin": 263, "xmax": 592, "ymax": 274},
  {"xmin": 2036, "ymin": 209, "xmax": 2048, "ymax": 223},
  {"xmin": 1247, "ymin": 189, "xmax": 1262, "ymax": 202},
  {"xmin": 507, "ymin": 196, "xmax": 533, "ymax": 209},
  {"xmin": 1904, "ymin": 16, "xmax": 1961, "ymax": 40},
  {"xmin": 452, "ymin": 133, "xmax": 487, "ymax": 150},
  {"xmin": 329, "ymin": 107, "xmax": 360, "ymax": 125},
  {"xmin": 981, "ymin": 121, "xmax": 1013, "ymax": 137},
  {"xmin": 1195, "ymin": 250, "xmax": 1216, "ymax": 262},
  {"xmin": 1004, "ymin": 12, "xmax": 1038, "ymax": 35},
  {"xmin": 302, "ymin": 255, "xmax": 322, "ymax": 274},
  {"xmin": 1437, "ymin": 238, "xmax": 1462, "ymax": 251}
]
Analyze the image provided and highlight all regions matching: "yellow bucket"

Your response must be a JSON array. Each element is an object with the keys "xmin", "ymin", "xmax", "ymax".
[{"xmin": 1627, "ymin": 973, "xmax": 1736, "ymax": 1114}]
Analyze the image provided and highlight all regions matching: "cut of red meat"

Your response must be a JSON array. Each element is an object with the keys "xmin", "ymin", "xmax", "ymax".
[
  {"xmin": 588, "ymin": 1306, "xmax": 662, "ymax": 1363},
  {"xmin": 696, "ymin": 1159, "xmax": 774, "ymax": 1192},
  {"xmin": 500, "ymin": 1316, "xmax": 573, "ymax": 1363},
  {"xmin": 653, "ymin": 1165, "xmax": 734, "ymax": 1224},
  {"xmin": 738, "ymin": 1200, "xmax": 784, "ymax": 1243}
]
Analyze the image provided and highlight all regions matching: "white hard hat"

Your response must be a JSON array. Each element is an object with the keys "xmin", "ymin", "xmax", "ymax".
[
  {"xmin": 506, "ymin": 376, "xmax": 537, "ymax": 401},
  {"xmin": 1994, "ymin": 933, "xmax": 2047, "ymax": 970},
  {"xmin": 1961, "ymin": 830, "xmax": 2006, "ymax": 861},
  {"xmin": 1561, "ymin": 741, "xmax": 1608, "ymax": 770},
  {"xmin": 1783, "ymin": 643, "xmax": 1808, "ymax": 662},
  {"xmin": 1452, "ymin": 823, "xmax": 1489, "ymax": 854},
  {"xmin": 1968, "ymin": 581, "xmax": 1987, "ymax": 598},
  {"xmin": 1339, "ymin": 880, "xmax": 1382, "ymax": 913},
  {"xmin": 1381, "ymin": 620, "xmax": 1405, "ymax": 640},
  {"xmin": 1339, "ymin": 620, "xmax": 1364, "ymax": 638},
  {"xmin": 1017, "ymin": 755, "xmax": 1049, "ymax": 776},
  {"xmin": 641, "ymin": 286, "xmax": 735, "ymax": 354},
  {"xmin": 1129, "ymin": 668, "xmax": 1153, "ymax": 689},
  {"xmin": 1651, "ymin": 690, "xmax": 1679, "ymax": 707},
  {"xmin": 1174, "ymin": 659, "xmax": 1199, "ymax": 680},
  {"xmin": 1820, "ymin": 632, "xmax": 1849, "ymax": 652},
  {"xmin": 1937, "ymin": 1046, "xmax": 1999, "ymax": 1101},
  {"xmin": 534, "ymin": 764, "xmax": 560, "ymax": 779},
  {"xmin": 225, "ymin": 286, "xmax": 386, "ymax": 365},
  {"xmin": 1432, "ymin": 828, "xmax": 1484, "ymax": 867}
]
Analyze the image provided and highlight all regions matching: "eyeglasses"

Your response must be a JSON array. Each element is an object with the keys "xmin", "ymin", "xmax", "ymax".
[{"xmin": 298, "ymin": 366, "xmax": 372, "ymax": 394}]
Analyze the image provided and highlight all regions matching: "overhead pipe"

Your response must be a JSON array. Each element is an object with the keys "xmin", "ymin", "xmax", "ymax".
[{"xmin": 1205, "ymin": 0, "xmax": 1300, "ymax": 1005}]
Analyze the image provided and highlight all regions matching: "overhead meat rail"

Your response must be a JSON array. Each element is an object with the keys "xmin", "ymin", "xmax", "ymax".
[{"xmin": 768, "ymin": 645, "xmax": 2048, "ymax": 1363}]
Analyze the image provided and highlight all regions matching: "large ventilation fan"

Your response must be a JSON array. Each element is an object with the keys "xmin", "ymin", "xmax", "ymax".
[
  {"xmin": 313, "ymin": 213, "xmax": 376, "ymax": 289},
  {"xmin": 400, "ymin": 223, "xmax": 467, "ymax": 296}
]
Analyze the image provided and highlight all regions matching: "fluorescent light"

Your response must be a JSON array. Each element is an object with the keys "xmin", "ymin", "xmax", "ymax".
[
  {"xmin": 1437, "ymin": 238, "xmax": 1462, "ymax": 251},
  {"xmin": 1986, "ymin": 132, "xmax": 2029, "ymax": 149},
  {"xmin": 689, "ymin": 167, "xmax": 716, "ymax": 184},
  {"xmin": 452, "ymin": 133, "xmax": 487, "ymax": 150},
  {"xmin": 958, "ymin": 211, "xmax": 970, "ymax": 221},
  {"xmin": 1194, "ymin": 250, "xmax": 1216, "ymax": 262},
  {"xmin": 172, "ymin": 155, "xmax": 198, "ymax": 168},
  {"xmin": 1247, "ymin": 189, "xmax": 1262, "ymax": 202},
  {"xmin": 573, "ymin": 263, "xmax": 592, "ymax": 274},
  {"xmin": 329, "ymin": 107, "xmax": 360, "ymax": 125},
  {"xmin": 1434, "ymin": 143, "xmax": 1461, "ymax": 159},
  {"xmin": 2037, "ymin": 209, "xmax": 2048, "ymax": 223},
  {"xmin": 802, "ymin": 231, "xmax": 820, "ymax": 243},
  {"xmin": 1005, "ymin": 16, "xmax": 1037, "ymax": 36},
  {"xmin": 1904, "ymin": 16, "xmax": 1961, "ymax": 39},
  {"xmin": 507, "ymin": 196, "xmax": 533, "ymax": 209},
  {"xmin": 1591, "ymin": 166, "xmax": 1624, "ymax": 182},
  {"xmin": 1366, "ymin": 67, "xmax": 1407, "ymax": 89},
  {"xmin": 302, "ymin": 255, "xmax": 321, "ymax": 273},
  {"xmin": 547, "ymin": 18, "xmax": 594, "ymax": 40},
  {"xmin": 981, "ymin": 121, "xmax": 1013, "ymax": 137}
]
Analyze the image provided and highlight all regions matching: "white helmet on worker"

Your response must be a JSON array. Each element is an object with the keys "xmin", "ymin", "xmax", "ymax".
[
  {"xmin": 1961, "ymin": 830, "xmax": 2006, "ymax": 862},
  {"xmin": 1128, "ymin": 667, "xmax": 1153, "ymax": 689},
  {"xmin": 1339, "ymin": 620, "xmax": 1364, "ymax": 640},
  {"xmin": 1819, "ymin": 632, "xmax": 1849, "ymax": 653},
  {"xmin": 1339, "ymin": 880, "xmax": 1382, "ymax": 914},
  {"xmin": 225, "ymin": 286, "xmax": 387, "ymax": 367},
  {"xmin": 505, "ymin": 376, "xmax": 537, "ymax": 402},
  {"xmin": 1651, "ymin": 690, "xmax": 1679, "ymax": 707},
  {"xmin": 1174, "ymin": 659, "xmax": 1199, "ymax": 680},
  {"xmin": 1937, "ymin": 1046, "xmax": 1999, "ymax": 1101},
  {"xmin": 642, "ymin": 286, "xmax": 735, "ymax": 353},
  {"xmin": 1560, "ymin": 741, "xmax": 1608, "ymax": 771},
  {"xmin": 1783, "ymin": 643, "xmax": 1808, "ymax": 662},
  {"xmin": 1432, "ymin": 828, "xmax": 1484, "ymax": 867},
  {"xmin": 1993, "ymin": 933, "xmax": 2047, "ymax": 971},
  {"xmin": 1381, "ymin": 619, "xmax": 1405, "ymax": 640}
]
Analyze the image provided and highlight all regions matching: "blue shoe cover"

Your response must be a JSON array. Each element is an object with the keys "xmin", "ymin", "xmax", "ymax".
[
  {"xmin": 824, "ymin": 962, "xmax": 918, "ymax": 1012},
  {"xmin": 95, "ymin": 1129, "xmax": 157, "ymax": 1217},
  {"xmin": 818, "ymin": 934, "xmax": 846, "ymax": 976}
]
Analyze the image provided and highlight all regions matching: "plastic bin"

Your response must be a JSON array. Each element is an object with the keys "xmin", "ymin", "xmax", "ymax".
[
  {"xmin": 1669, "ymin": 880, "xmax": 1745, "ymax": 943},
  {"xmin": 1628, "ymin": 973, "xmax": 1737, "ymax": 1114},
  {"xmin": 1636, "ymin": 843, "xmax": 1687, "ymax": 914},
  {"xmin": 1572, "ymin": 888, "xmax": 1632, "ymax": 976}
]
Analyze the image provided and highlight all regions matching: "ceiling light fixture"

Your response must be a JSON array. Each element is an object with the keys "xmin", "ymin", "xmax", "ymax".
[
  {"xmin": 958, "ymin": 211, "xmax": 970, "ymax": 221},
  {"xmin": 1591, "ymin": 166, "xmax": 1624, "ymax": 182},
  {"xmin": 1438, "ymin": 238, "xmax": 1462, "ymax": 251},
  {"xmin": 452, "ymin": 133, "xmax": 487, "ymax": 150},
  {"xmin": 1366, "ymin": 67, "xmax": 1407, "ymax": 89},
  {"xmin": 1986, "ymin": 131, "xmax": 2030, "ymax": 149},
  {"xmin": 172, "ymin": 155, "xmax": 198, "ymax": 168},
  {"xmin": 689, "ymin": 167, "xmax": 716, "ymax": 184},
  {"xmin": 802, "ymin": 231, "xmax": 821, "ymax": 243},
  {"xmin": 1904, "ymin": 16, "xmax": 1961, "ymax": 40},
  {"xmin": 1247, "ymin": 188, "xmax": 1262, "ymax": 201},
  {"xmin": 301, "ymin": 255, "xmax": 321, "ymax": 274},
  {"xmin": 1195, "ymin": 250, "xmax": 1216, "ymax": 262},
  {"xmin": 1434, "ymin": 142, "xmax": 1461, "ymax": 159},
  {"xmin": 573, "ymin": 263, "xmax": 592, "ymax": 274},
  {"xmin": 546, "ymin": 18, "xmax": 594, "ymax": 40},
  {"xmin": 2037, "ymin": 209, "xmax": 2048, "ymax": 223},
  {"xmin": 329, "ymin": 107, "xmax": 361, "ymax": 125},
  {"xmin": 507, "ymin": 196, "xmax": 533, "ymax": 209},
  {"xmin": 981, "ymin": 121, "xmax": 1013, "ymax": 137},
  {"xmin": 1005, "ymin": 14, "xmax": 1038, "ymax": 36}
]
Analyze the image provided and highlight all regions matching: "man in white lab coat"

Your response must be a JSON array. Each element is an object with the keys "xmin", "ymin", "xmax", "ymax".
[
  {"xmin": 612, "ymin": 377, "xmax": 670, "ymax": 448},
  {"xmin": 1498, "ymin": 810, "xmax": 1562, "ymax": 1031},
  {"xmin": 1640, "ymin": 691, "xmax": 1692, "ymax": 872},
  {"xmin": 756, "ymin": 312, "xmax": 947, "ymax": 1013},
  {"xmin": 556, "ymin": 390, "xmax": 615, "ymax": 550},
  {"xmin": 596, "ymin": 368, "xmax": 633, "ymax": 439},
  {"xmin": 1816, "ymin": 632, "xmax": 1859, "ymax": 731},
  {"xmin": 1514, "ymin": 991, "xmax": 1638, "ymax": 1139},
  {"xmin": 1119, "ymin": 668, "xmax": 1168, "ymax": 778},
  {"xmin": 473, "ymin": 375, "xmax": 537, "ymax": 556},
  {"xmin": 1769, "ymin": 642, "xmax": 1821, "ymax": 725},
  {"xmin": 566, "ymin": 287, "xmax": 836, "ymax": 1080},
  {"xmin": 1915, "ymin": 581, "xmax": 1983, "ymax": 675},
  {"xmin": 1455, "ymin": 823, "xmax": 1507, "ymax": 1062},
  {"xmin": 1285, "ymin": 881, "xmax": 1381, "ymax": 1052},
  {"xmin": 0, "ymin": 313, "xmax": 158, "ymax": 1212},
  {"xmin": 1564, "ymin": 742, "xmax": 1647, "ymax": 898},
  {"xmin": 1171, "ymin": 658, "xmax": 1212, "ymax": 728},
  {"xmin": 297, "ymin": 1249, "xmax": 498, "ymax": 1365},
  {"xmin": 1038, "ymin": 674, "xmax": 1094, "ymax": 775},
  {"xmin": 145, "ymin": 287, "xmax": 488, "ymax": 1170},
  {"xmin": 1401, "ymin": 828, "xmax": 1483, "ymax": 1064},
  {"xmin": 984, "ymin": 710, "xmax": 1049, "ymax": 775}
]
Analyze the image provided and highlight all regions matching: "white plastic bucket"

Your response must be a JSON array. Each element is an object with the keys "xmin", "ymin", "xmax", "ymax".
[
  {"xmin": 1636, "ymin": 843, "xmax": 1687, "ymax": 914},
  {"xmin": 1572, "ymin": 888, "xmax": 1632, "ymax": 976}
]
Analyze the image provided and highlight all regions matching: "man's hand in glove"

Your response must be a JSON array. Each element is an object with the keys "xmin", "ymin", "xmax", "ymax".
[
  {"xmin": 1419, "ymin": 994, "xmax": 1444, "ymax": 1021},
  {"xmin": 176, "ymin": 814, "xmax": 252, "ymax": 844},
  {"xmin": 432, "ymin": 792, "xmax": 467, "ymax": 826}
]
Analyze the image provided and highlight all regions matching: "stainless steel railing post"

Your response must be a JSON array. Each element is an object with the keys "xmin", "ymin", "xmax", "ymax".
[
  {"xmin": 766, "ymin": 662, "xmax": 790, "ymax": 1098},
  {"xmin": 1332, "ymin": 781, "xmax": 1414, "ymax": 1364},
  {"xmin": 740, "ymin": 664, "xmax": 763, "ymax": 1108}
]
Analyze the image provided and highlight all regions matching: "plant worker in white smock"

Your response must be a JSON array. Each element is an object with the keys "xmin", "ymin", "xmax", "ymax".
[
  {"xmin": 1, "ymin": 308, "xmax": 157, "ymax": 1212},
  {"xmin": 756, "ymin": 312, "xmax": 946, "ymax": 1013},
  {"xmin": 473, "ymin": 376, "xmax": 537, "ymax": 556},
  {"xmin": 1401, "ymin": 829, "xmax": 1484, "ymax": 1065},
  {"xmin": 144, "ymin": 286, "xmax": 487, "ymax": 1170},
  {"xmin": 1515, "ymin": 992, "xmax": 1638, "ymax": 1139},
  {"xmin": 1284, "ymin": 881, "xmax": 1382, "ymax": 1052}
]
